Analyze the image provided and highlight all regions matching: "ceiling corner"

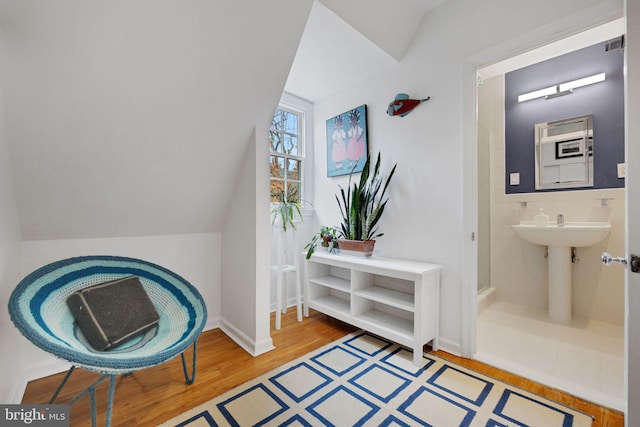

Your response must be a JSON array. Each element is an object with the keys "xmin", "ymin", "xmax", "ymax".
[{"xmin": 317, "ymin": 0, "xmax": 448, "ymax": 61}]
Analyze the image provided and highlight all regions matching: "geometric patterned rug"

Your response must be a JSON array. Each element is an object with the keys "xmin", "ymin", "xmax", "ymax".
[{"xmin": 159, "ymin": 331, "xmax": 593, "ymax": 427}]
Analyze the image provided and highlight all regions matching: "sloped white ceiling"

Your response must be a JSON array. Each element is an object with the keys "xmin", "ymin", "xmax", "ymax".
[
  {"xmin": 0, "ymin": 0, "xmax": 449, "ymax": 240},
  {"xmin": 285, "ymin": 0, "xmax": 450, "ymax": 102},
  {"xmin": 319, "ymin": 0, "xmax": 449, "ymax": 60},
  {"xmin": 0, "ymin": 0, "xmax": 313, "ymax": 240},
  {"xmin": 285, "ymin": 1, "xmax": 398, "ymax": 102}
]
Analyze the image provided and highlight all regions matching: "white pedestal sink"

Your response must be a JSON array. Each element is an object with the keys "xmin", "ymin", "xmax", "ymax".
[{"xmin": 511, "ymin": 222, "xmax": 611, "ymax": 323}]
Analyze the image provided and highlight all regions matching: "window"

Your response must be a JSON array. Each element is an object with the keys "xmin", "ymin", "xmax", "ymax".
[{"xmin": 270, "ymin": 105, "xmax": 304, "ymax": 203}]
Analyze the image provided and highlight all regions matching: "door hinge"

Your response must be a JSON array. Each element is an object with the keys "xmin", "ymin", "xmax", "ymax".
[{"xmin": 471, "ymin": 232, "xmax": 475, "ymax": 241}]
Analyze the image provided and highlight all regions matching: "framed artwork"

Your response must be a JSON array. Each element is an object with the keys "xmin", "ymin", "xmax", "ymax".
[
  {"xmin": 555, "ymin": 137, "xmax": 593, "ymax": 159},
  {"xmin": 326, "ymin": 104, "xmax": 368, "ymax": 177}
]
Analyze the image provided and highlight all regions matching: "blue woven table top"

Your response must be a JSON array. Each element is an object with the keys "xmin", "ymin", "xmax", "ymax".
[{"xmin": 9, "ymin": 255, "xmax": 208, "ymax": 375}]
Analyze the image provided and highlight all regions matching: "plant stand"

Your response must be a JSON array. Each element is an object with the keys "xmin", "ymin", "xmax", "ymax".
[{"xmin": 271, "ymin": 228, "xmax": 303, "ymax": 329}]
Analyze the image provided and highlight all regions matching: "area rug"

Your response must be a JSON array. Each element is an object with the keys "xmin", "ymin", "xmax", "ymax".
[{"xmin": 159, "ymin": 331, "xmax": 593, "ymax": 427}]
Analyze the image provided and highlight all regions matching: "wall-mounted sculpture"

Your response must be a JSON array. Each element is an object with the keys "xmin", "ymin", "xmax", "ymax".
[{"xmin": 387, "ymin": 93, "xmax": 430, "ymax": 117}]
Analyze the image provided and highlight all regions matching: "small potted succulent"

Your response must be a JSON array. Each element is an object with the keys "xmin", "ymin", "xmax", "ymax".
[{"xmin": 305, "ymin": 226, "xmax": 338, "ymax": 259}]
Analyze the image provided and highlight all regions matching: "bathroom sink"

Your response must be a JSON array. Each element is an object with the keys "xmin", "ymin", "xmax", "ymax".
[
  {"xmin": 511, "ymin": 222, "xmax": 611, "ymax": 247},
  {"xmin": 511, "ymin": 221, "xmax": 611, "ymax": 324}
]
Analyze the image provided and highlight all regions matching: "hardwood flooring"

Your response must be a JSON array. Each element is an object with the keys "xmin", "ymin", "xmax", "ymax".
[{"xmin": 22, "ymin": 310, "xmax": 624, "ymax": 426}]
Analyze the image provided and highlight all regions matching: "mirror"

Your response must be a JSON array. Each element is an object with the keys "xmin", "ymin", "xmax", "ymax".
[{"xmin": 535, "ymin": 114, "xmax": 593, "ymax": 190}]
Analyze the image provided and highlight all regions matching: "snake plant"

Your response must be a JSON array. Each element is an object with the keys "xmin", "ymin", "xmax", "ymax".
[{"xmin": 336, "ymin": 152, "xmax": 397, "ymax": 241}]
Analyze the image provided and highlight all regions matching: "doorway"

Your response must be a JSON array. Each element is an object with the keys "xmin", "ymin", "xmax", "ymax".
[{"xmin": 473, "ymin": 19, "xmax": 626, "ymax": 411}]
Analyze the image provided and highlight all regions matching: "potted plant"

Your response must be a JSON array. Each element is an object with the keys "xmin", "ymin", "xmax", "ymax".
[
  {"xmin": 335, "ymin": 152, "xmax": 396, "ymax": 256},
  {"xmin": 305, "ymin": 226, "xmax": 338, "ymax": 259},
  {"xmin": 270, "ymin": 184, "xmax": 303, "ymax": 232}
]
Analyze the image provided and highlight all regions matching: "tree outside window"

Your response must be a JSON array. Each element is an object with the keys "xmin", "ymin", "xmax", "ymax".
[{"xmin": 270, "ymin": 107, "xmax": 303, "ymax": 203}]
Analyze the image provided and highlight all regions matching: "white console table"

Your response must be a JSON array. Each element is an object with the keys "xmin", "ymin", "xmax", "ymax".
[{"xmin": 304, "ymin": 251, "xmax": 442, "ymax": 366}]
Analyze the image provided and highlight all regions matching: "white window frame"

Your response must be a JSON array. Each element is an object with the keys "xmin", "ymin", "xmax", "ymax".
[{"xmin": 271, "ymin": 92, "xmax": 314, "ymax": 211}]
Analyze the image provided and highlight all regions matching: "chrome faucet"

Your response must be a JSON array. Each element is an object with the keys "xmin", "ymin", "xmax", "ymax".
[{"xmin": 557, "ymin": 214, "xmax": 564, "ymax": 227}]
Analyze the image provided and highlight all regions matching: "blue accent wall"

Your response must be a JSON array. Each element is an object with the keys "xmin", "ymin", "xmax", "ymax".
[{"xmin": 504, "ymin": 41, "xmax": 624, "ymax": 194}]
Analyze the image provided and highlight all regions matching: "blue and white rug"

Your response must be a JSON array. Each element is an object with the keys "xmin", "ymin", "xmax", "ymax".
[{"xmin": 160, "ymin": 332, "xmax": 593, "ymax": 426}]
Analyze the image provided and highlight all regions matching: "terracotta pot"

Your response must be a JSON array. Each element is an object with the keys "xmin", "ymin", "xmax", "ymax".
[{"xmin": 337, "ymin": 239, "xmax": 376, "ymax": 257}]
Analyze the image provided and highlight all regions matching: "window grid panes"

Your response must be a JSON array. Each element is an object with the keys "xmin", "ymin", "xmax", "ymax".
[{"xmin": 270, "ymin": 106, "xmax": 303, "ymax": 203}]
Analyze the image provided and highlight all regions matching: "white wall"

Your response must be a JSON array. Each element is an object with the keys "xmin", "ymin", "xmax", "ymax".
[
  {"xmin": 0, "ymin": 70, "xmax": 24, "ymax": 404},
  {"xmin": 14, "ymin": 232, "xmax": 221, "ymax": 398},
  {"xmin": 221, "ymin": 129, "xmax": 274, "ymax": 356},
  {"xmin": 479, "ymin": 75, "xmax": 625, "ymax": 325},
  {"xmin": 312, "ymin": 0, "xmax": 624, "ymax": 354}
]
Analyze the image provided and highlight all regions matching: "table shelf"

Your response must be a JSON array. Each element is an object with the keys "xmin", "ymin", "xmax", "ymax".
[
  {"xmin": 353, "ymin": 286, "xmax": 415, "ymax": 312},
  {"xmin": 309, "ymin": 276, "xmax": 351, "ymax": 293},
  {"xmin": 304, "ymin": 251, "xmax": 442, "ymax": 366}
]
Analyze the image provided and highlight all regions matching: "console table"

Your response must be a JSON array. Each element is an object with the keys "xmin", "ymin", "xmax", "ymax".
[{"xmin": 304, "ymin": 251, "xmax": 442, "ymax": 366}]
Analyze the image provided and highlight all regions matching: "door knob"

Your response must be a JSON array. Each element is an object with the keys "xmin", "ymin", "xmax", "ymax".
[
  {"xmin": 602, "ymin": 252, "xmax": 640, "ymax": 273},
  {"xmin": 601, "ymin": 252, "xmax": 626, "ymax": 266}
]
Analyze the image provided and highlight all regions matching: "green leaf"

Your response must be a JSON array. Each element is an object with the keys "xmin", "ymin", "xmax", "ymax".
[{"xmin": 333, "ymin": 152, "xmax": 396, "ymax": 242}]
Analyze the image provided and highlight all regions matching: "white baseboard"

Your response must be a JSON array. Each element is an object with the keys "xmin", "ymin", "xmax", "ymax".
[
  {"xmin": 437, "ymin": 337, "xmax": 463, "ymax": 357},
  {"xmin": 7, "ymin": 360, "xmax": 72, "ymax": 404},
  {"xmin": 8, "ymin": 319, "xmax": 220, "ymax": 404},
  {"xmin": 219, "ymin": 318, "xmax": 275, "ymax": 357},
  {"xmin": 7, "ymin": 376, "xmax": 28, "ymax": 404},
  {"xmin": 254, "ymin": 337, "xmax": 276, "ymax": 356},
  {"xmin": 204, "ymin": 316, "xmax": 220, "ymax": 332},
  {"xmin": 269, "ymin": 296, "xmax": 305, "ymax": 314}
]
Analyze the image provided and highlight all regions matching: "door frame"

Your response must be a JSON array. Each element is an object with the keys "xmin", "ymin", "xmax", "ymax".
[
  {"xmin": 460, "ymin": 7, "xmax": 625, "ymax": 354},
  {"xmin": 623, "ymin": 1, "xmax": 640, "ymax": 424}
]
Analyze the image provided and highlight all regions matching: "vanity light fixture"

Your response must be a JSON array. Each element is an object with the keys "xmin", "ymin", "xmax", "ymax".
[
  {"xmin": 559, "ymin": 73, "xmax": 606, "ymax": 91},
  {"xmin": 517, "ymin": 72, "xmax": 606, "ymax": 103},
  {"xmin": 517, "ymin": 86, "xmax": 557, "ymax": 102}
]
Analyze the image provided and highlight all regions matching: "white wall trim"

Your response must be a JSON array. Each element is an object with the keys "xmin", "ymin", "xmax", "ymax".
[
  {"xmin": 624, "ymin": 0, "xmax": 640, "ymax": 424},
  {"xmin": 204, "ymin": 317, "xmax": 221, "ymax": 332},
  {"xmin": 220, "ymin": 318, "xmax": 275, "ymax": 357},
  {"xmin": 270, "ymin": 296, "xmax": 305, "ymax": 314},
  {"xmin": 254, "ymin": 337, "xmax": 277, "ymax": 357},
  {"xmin": 8, "ymin": 376, "xmax": 28, "ymax": 405},
  {"xmin": 437, "ymin": 338, "xmax": 463, "ymax": 358},
  {"xmin": 461, "ymin": 58, "xmax": 479, "ymax": 359},
  {"xmin": 279, "ymin": 91, "xmax": 315, "ymax": 210},
  {"xmin": 11, "ymin": 322, "xmax": 221, "ymax": 404},
  {"xmin": 10, "ymin": 360, "xmax": 71, "ymax": 404}
]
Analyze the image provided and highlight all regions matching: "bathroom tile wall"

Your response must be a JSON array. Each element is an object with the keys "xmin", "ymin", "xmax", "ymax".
[{"xmin": 479, "ymin": 75, "xmax": 625, "ymax": 326}]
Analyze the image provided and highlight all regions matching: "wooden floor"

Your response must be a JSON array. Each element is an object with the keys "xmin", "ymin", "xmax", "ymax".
[{"xmin": 22, "ymin": 310, "xmax": 624, "ymax": 426}]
